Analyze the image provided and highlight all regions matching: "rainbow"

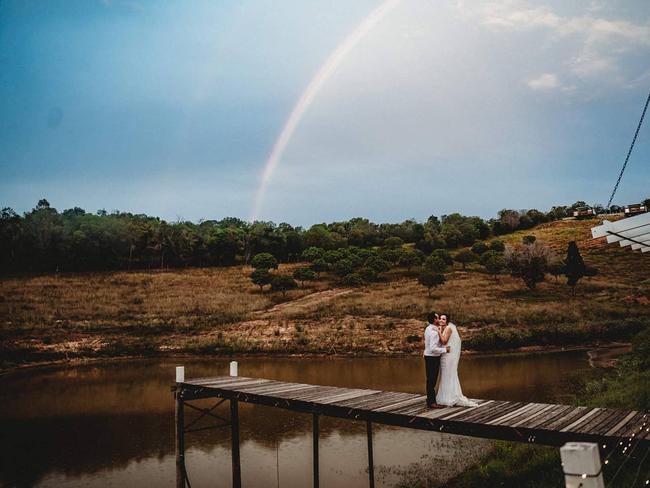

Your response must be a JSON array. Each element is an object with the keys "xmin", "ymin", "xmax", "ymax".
[{"xmin": 249, "ymin": 0, "xmax": 401, "ymax": 222}]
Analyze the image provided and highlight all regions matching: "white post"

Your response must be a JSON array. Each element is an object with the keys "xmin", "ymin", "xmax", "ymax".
[
  {"xmin": 230, "ymin": 361, "xmax": 238, "ymax": 377},
  {"xmin": 560, "ymin": 442, "xmax": 604, "ymax": 488},
  {"xmin": 176, "ymin": 366, "xmax": 185, "ymax": 383}
]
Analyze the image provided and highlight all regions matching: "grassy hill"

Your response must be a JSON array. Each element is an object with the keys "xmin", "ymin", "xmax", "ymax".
[{"xmin": 2, "ymin": 217, "xmax": 649, "ymax": 369}]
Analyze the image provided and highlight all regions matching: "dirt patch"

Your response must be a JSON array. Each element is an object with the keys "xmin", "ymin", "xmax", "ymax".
[{"xmin": 254, "ymin": 288, "xmax": 355, "ymax": 317}]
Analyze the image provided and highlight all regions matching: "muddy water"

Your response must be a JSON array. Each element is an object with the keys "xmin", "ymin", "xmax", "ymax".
[{"xmin": 0, "ymin": 351, "xmax": 596, "ymax": 487}]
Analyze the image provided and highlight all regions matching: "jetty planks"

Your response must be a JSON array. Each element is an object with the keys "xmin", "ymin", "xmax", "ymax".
[{"xmin": 176, "ymin": 376, "xmax": 648, "ymax": 448}]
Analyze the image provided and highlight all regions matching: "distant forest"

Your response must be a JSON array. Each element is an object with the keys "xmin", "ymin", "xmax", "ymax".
[{"xmin": 0, "ymin": 198, "xmax": 643, "ymax": 274}]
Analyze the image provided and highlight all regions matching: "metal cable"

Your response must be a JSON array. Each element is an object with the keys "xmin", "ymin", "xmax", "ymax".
[{"xmin": 607, "ymin": 92, "xmax": 650, "ymax": 209}]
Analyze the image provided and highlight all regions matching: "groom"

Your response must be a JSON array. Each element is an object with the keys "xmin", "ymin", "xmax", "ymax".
[{"xmin": 424, "ymin": 311, "xmax": 450, "ymax": 409}]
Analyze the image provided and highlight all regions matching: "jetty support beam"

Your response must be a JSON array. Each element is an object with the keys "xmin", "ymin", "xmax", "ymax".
[
  {"xmin": 175, "ymin": 366, "xmax": 186, "ymax": 488},
  {"xmin": 231, "ymin": 399, "xmax": 241, "ymax": 488},
  {"xmin": 367, "ymin": 420, "xmax": 375, "ymax": 488},
  {"xmin": 313, "ymin": 413, "xmax": 320, "ymax": 488}
]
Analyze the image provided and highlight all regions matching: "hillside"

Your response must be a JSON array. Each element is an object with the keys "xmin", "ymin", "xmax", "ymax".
[{"xmin": 1, "ymin": 217, "xmax": 649, "ymax": 370}]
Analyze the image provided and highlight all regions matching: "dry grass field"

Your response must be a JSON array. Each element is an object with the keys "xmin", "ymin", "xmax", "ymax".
[{"xmin": 1, "ymin": 218, "xmax": 649, "ymax": 369}]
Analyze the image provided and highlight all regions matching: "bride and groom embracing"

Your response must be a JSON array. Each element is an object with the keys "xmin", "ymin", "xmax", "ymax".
[{"xmin": 424, "ymin": 311, "xmax": 478, "ymax": 409}]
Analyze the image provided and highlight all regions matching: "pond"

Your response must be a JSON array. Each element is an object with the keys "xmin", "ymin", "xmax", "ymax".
[{"xmin": 0, "ymin": 351, "xmax": 598, "ymax": 487}]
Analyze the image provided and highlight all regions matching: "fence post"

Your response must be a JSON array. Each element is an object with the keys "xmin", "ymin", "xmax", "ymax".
[{"xmin": 560, "ymin": 442, "xmax": 604, "ymax": 488}]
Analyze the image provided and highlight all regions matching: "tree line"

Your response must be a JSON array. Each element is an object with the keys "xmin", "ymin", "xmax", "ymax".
[{"xmin": 0, "ymin": 198, "xmax": 609, "ymax": 274}]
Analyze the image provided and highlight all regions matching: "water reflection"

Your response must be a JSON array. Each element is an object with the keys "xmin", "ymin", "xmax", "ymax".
[{"xmin": 0, "ymin": 352, "xmax": 594, "ymax": 487}]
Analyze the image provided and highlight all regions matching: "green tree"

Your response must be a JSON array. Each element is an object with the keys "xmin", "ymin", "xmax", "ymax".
[
  {"xmin": 471, "ymin": 241, "xmax": 489, "ymax": 255},
  {"xmin": 379, "ymin": 247, "xmax": 401, "ymax": 265},
  {"xmin": 454, "ymin": 249, "xmax": 476, "ymax": 269},
  {"xmin": 424, "ymin": 255, "xmax": 447, "ymax": 274},
  {"xmin": 418, "ymin": 271, "xmax": 445, "ymax": 297},
  {"xmin": 489, "ymin": 240, "xmax": 506, "ymax": 253},
  {"xmin": 293, "ymin": 267, "xmax": 316, "ymax": 286},
  {"xmin": 323, "ymin": 249, "xmax": 344, "ymax": 264},
  {"xmin": 271, "ymin": 274, "xmax": 298, "ymax": 297},
  {"xmin": 357, "ymin": 266, "xmax": 377, "ymax": 282},
  {"xmin": 310, "ymin": 258, "xmax": 329, "ymax": 277},
  {"xmin": 383, "ymin": 236, "xmax": 404, "ymax": 248},
  {"xmin": 365, "ymin": 255, "xmax": 390, "ymax": 275},
  {"xmin": 505, "ymin": 242, "xmax": 553, "ymax": 289},
  {"xmin": 480, "ymin": 250, "xmax": 505, "ymax": 280},
  {"xmin": 341, "ymin": 272, "xmax": 364, "ymax": 287},
  {"xmin": 397, "ymin": 249, "xmax": 422, "ymax": 271},
  {"xmin": 301, "ymin": 246, "xmax": 324, "ymax": 262},
  {"xmin": 334, "ymin": 258, "xmax": 355, "ymax": 277},
  {"xmin": 563, "ymin": 241, "xmax": 586, "ymax": 290},
  {"xmin": 250, "ymin": 268, "xmax": 272, "ymax": 292},
  {"xmin": 432, "ymin": 249, "xmax": 453, "ymax": 266},
  {"xmin": 251, "ymin": 252, "xmax": 278, "ymax": 270}
]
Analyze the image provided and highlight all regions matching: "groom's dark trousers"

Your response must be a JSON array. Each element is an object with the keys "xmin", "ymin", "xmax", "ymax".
[{"xmin": 425, "ymin": 355, "xmax": 441, "ymax": 405}]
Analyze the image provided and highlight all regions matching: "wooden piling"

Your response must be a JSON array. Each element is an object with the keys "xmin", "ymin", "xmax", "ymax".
[
  {"xmin": 367, "ymin": 420, "xmax": 375, "ymax": 488},
  {"xmin": 175, "ymin": 390, "xmax": 185, "ymax": 488},
  {"xmin": 231, "ymin": 399, "xmax": 241, "ymax": 488},
  {"xmin": 313, "ymin": 413, "xmax": 320, "ymax": 488}
]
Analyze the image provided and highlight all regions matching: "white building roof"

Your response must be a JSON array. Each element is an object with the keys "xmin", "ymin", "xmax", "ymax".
[{"xmin": 591, "ymin": 212, "xmax": 650, "ymax": 253}]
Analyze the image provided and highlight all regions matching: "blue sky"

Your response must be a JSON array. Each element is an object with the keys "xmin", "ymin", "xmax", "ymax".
[{"xmin": 1, "ymin": 0, "xmax": 649, "ymax": 225}]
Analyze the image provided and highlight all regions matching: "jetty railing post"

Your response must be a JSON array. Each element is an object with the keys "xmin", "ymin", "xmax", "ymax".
[
  {"xmin": 175, "ymin": 366, "xmax": 185, "ymax": 488},
  {"xmin": 366, "ymin": 420, "xmax": 375, "ymax": 488},
  {"xmin": 312, "ymin": 413, "xmax": 320, "ymax": 488},
  {"xmin": 560, "ymin": 442, "xmax": 604, "ymax": 488}
]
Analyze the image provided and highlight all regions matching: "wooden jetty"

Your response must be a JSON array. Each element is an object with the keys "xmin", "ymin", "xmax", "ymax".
[{"xmin": 173, "ymin": 369, "xmax": 648, "ymax": 488}]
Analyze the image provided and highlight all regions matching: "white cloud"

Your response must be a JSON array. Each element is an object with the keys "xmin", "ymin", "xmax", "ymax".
[
  {"xmin": 455, "ymin": 0, "xmax": 650, "ymax": 87},
  {"xmin": 527, "ymin": 73, "xmax": 559, "ymax": 90}
]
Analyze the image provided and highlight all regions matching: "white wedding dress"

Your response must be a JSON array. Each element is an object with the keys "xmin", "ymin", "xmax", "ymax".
[{"xmin": 437, "ymin": 323, "xmax": 478, "ymax": 407}]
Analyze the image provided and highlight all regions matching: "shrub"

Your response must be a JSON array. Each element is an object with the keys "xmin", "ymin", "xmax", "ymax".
[
  {"xmin": 251, "ymin": 252, "xmax": 278, "ymax": 270},
  {"xmin": 522, "ymin": 235, "xmax": 537, "ymax": 244}
]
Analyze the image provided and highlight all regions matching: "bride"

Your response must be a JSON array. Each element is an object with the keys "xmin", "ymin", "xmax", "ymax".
[{"xmin": 437, "ymin": 314, "xmax": 478, "ymax": 407}]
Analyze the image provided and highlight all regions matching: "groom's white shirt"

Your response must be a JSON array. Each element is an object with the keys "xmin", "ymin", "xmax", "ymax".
[{"xmin": 423, "ymin": 323, "xmax": 447, "ymax": 356}]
